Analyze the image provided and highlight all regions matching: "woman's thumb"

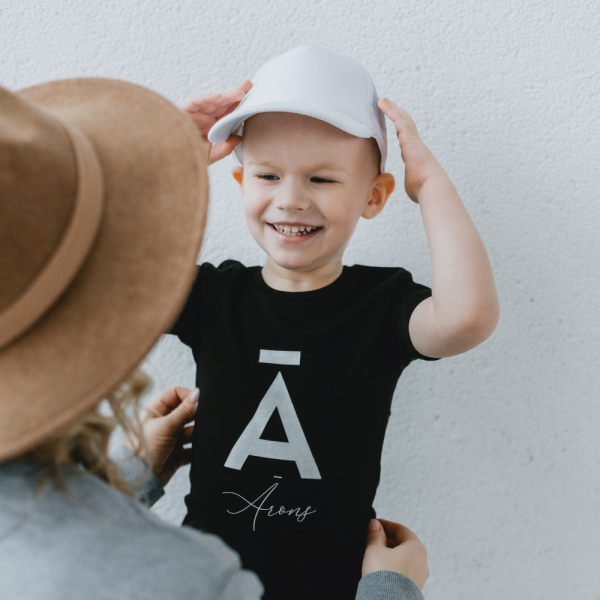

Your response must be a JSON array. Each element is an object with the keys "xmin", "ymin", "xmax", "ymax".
[
  {"xmin": 166, "ymin": 387, "xmax": 199, "ymax": 428},
  {"xmin": 365, "ymin": 519, "xmax": 387, "ymax": 548}
]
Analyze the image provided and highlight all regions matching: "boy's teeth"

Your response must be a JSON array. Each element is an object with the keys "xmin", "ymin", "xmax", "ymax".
[{"xmin": 273, "ymin": 224, "xmax": 317, "ymax": 236}]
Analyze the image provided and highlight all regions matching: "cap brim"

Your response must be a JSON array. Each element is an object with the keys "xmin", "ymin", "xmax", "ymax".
[
  {"xmin": 208, "ymin": 100, "xmax": 375, "ymax": 144},
  {"xmin": 0, "ymin": 78, "xmax": 208, "ymax": 460}
]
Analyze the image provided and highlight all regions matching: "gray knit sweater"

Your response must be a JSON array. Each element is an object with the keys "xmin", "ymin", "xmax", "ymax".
[{"xmin": 0, "ymin": 452, "xmax": 423, "ymax": 600}]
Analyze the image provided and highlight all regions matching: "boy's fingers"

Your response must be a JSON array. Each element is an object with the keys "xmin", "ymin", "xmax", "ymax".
[
  {"xmin": 378, "ymin": 99, "xmax": 418, "ymax": 135},
  {"xmin": 378, "ymin": 97, "xmax": 404, "ymax": 112},
  {"xmin": 213, "ymin": 98, "xmax": 245, "ymax": 119},
  {"xmin": 378, "ymin": 98, "xmax": 405, "ymax": 117},
  {"xmin": 207, "ymin": 100, "xmax": 245, "ymax": 124},
  {"xmin": 234, "ymin": 79, "xmax": 253, "ymax": 92},
  {"xmin": 183, "ymin": 92, "xmax": 240, "ymax": 115},
  {"xmin": 185, "ymin": 112, "xmax": 220, "ymax": 135},
  {"xmin": 185, "ymin": 82, "xmax": 249, "ymax": 114},
  {"xmin": 182, "ymin": 81, "xmax": 251, "ymax": 136},
  {"xmin": 223, "ymin": 79, "xmax": 252, "ymax": 99},
  {"xmin": 181, "ymin": 93, "xmax": 223, "ymax": 113},
  {"xmin": 207, "ymin": 82, "xmax": 250, "ymax": 114},
  {"xmin": 222, "ymin": 87, "xmax": 247, "ymax": 103},
  {"xmin": 210, "ymin": 85, "xmax": 251, "ymax": 120},
  {"xmin": 195, "ymin": 98, "xmax": 228, "ymax": 115},
  {"xmin": 208, "ymin": 136, "xmax": 242, "ymax": 165}
]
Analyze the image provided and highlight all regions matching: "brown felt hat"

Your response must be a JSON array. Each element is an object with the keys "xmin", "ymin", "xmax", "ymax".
[{"xmin": 0, "ymin": 78, "xmax": 208, "ymax": 461}]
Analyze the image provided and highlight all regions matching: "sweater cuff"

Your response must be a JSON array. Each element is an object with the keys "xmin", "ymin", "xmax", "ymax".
[
  {"xmin": 109, "ymin": 443, "xmax": 165, "ymax": 507},
  {"xmin": 356, "ymin": 571, "xmax": 424, "ymax": 600}
]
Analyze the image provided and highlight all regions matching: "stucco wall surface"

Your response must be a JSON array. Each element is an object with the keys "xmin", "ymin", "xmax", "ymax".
[{"xmin": 2, "ymin": 1, "xmax": 599, "ymax": 598}]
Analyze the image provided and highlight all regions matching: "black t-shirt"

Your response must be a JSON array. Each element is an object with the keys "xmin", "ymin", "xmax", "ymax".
[{"xmin": 171, "ymin": 260, "xmax": 437, "ymax": 600}]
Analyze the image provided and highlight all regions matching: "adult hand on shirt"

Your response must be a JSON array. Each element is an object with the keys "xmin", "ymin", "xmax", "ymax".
[
  {"xmin": 180, "ymin": 80, "xmax": 252, "ymax": 165},
  {"xmin": 362, "ymin": 519, "xmax": 429, "ymax": 591},
  {"xmin": 128, "ymin": 386, "xmax": 199, "ymax": 486}
]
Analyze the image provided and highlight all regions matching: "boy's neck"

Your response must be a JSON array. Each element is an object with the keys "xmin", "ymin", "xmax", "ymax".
[{"xmin": 261, "ymin": 258, "xmax": 343, "ymax": 292}]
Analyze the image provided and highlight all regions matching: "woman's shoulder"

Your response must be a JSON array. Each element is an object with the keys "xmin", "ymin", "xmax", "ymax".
[
  {"xmin": 66, "ymin": 473, "xmax": 264, "ymax": 597},
  {"xmin": 0, "ymin": 463, "xmax": 263, "ymax": 599}
]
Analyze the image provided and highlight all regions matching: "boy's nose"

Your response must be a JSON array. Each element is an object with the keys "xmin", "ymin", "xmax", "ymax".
[{"xmin": 274, "ymin": 180, "xmax": 311, "ymax": 212}]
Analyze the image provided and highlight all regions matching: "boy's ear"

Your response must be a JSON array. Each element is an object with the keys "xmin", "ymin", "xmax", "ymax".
[
  {"xmin": 232, "ymin": 166, "xmax": 244, "ymax": 187},
  {"xmin": 362, "ymin": 173, "xmax": 395, "ymax": 219}
]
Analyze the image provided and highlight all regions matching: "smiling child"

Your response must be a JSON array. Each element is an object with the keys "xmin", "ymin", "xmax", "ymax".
[{"xmin": 172, "ymin": 45, "xmax": 499, "ymax": 600}]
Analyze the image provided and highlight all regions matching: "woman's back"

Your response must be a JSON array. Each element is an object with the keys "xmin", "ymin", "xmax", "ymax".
[{"xmin": 0, "ymin": 461, "xmax": 263, "ymax": 600}]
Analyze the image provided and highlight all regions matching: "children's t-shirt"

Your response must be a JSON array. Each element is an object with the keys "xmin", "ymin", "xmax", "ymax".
[{"xmin": 171, "ymin": 260, "xmax": 437, "ymax": 600}]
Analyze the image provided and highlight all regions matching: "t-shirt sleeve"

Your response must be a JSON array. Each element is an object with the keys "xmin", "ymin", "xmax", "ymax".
[
  {"xmin": 169, "ymin": 264, "xmax": 203, "ymax": 348},
  {"xmin": 392, "ymin": 269, "xmax": 439, "ymax": 363}
]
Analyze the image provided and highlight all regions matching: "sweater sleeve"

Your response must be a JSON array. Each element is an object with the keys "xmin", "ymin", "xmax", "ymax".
[
  {"xmin": 214, "ymin": 567, "xmax": 265, "ymax": 600},
  {"xmin": 355, "ymin": 571, "xmax": 424, "ymax": 600},
  {"xmin": 109, "ymin": 443, "xmax": 165, "ymax": 507}
]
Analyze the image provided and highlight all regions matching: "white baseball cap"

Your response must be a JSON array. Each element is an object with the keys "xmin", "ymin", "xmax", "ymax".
[{"xmin": 208, "ymin": 45, "xmax": 387, "ymax": 172}]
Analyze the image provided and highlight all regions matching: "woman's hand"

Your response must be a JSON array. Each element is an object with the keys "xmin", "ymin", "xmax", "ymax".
[
  {"xmin": 181, "ymin": 80, "xmax": 252, "ymax": 165},
  {"xmin": 362, "ymin": 518, "xmax": 429, "ymax": 591},
  {"xmin": 131, "ymin": 386, "xmax": 199, "ymax": 486}
]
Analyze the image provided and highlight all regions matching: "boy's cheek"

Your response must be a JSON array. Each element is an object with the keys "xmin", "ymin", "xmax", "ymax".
[
  {"xmin": 245, "ymin": 192, "xmax": 278, "ymax": 225},
  {"xmin": 242, "ymin": 193, "xmax": 262, "ymax": 220},
  {"xmin": 243, "ymin": 203, "xmax": 270, "ymax": 243},
  {"xmin": 328, "ymin": 203, "xmax": 363, "ymax": 233}
]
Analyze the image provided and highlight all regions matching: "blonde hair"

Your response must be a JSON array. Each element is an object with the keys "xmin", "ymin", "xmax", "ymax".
[{"xmin": 19, "ymin": 368, "xmax": 151, "ymax": 496}]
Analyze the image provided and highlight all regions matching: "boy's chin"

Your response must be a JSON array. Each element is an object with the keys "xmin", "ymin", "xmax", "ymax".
[
  {"xmin": 265, "ymin": 251, "xmax": 341, "ymax": 275},
  {"xmin": 262, "ymin": 248, "xmax": 324, "ymax": 272},
  {"xmin": 267, "ymin": 255, "xmax": 315, "ymax": 272}
]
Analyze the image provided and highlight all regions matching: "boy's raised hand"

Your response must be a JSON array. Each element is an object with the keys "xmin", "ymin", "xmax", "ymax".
[
  {"xmin": 378, "ymin": 98, "xmax": 442, "ymax": 204},
  {"xmin": 379, "ymin": 97, "xmax": 499, "ymax": 358},
  {"xmin": 181, "ymin": 80, "xmax": 252, "ymax": 165}
]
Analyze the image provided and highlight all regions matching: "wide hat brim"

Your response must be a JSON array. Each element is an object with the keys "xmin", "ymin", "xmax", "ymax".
[{"xmin": 0, "ymin": 78, "xmax": 208, "ymax": 461}]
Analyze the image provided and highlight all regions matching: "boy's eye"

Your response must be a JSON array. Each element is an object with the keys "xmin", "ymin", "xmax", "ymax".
[{"xmin": 256, "ymin": 174, "xmax": 335, "ymax": 184}]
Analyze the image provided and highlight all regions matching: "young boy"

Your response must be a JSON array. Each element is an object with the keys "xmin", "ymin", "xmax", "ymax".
[{"xmin": 174, "ymin": 46, "xmax": 498, "ymax": 600}]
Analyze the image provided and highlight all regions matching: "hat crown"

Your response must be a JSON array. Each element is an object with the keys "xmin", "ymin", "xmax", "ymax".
[
  {"xmin": 208, "ymin": 45, "xmax": 387, "ymax": 171},
  {"xmin": 0, "ymin": 77, "xmax": 208, "ymax": 462},
  {"xmin": 0, "ymin": 87, "xmax": 77, "ymax": 313},
  {"xmin": 238, "ymin": 45, "xmax": 373, "ymax": 123}
]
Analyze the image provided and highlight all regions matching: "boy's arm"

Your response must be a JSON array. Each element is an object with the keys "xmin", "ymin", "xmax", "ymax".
[{"xmin": 379, "ymin": 99, "xmax": 499, "ymax": 359}]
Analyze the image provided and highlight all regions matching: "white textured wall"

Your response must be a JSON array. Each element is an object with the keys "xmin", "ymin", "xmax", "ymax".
[{"xmin": 3, "ymin": 1, "xmax": 600, "ymax": 598}]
